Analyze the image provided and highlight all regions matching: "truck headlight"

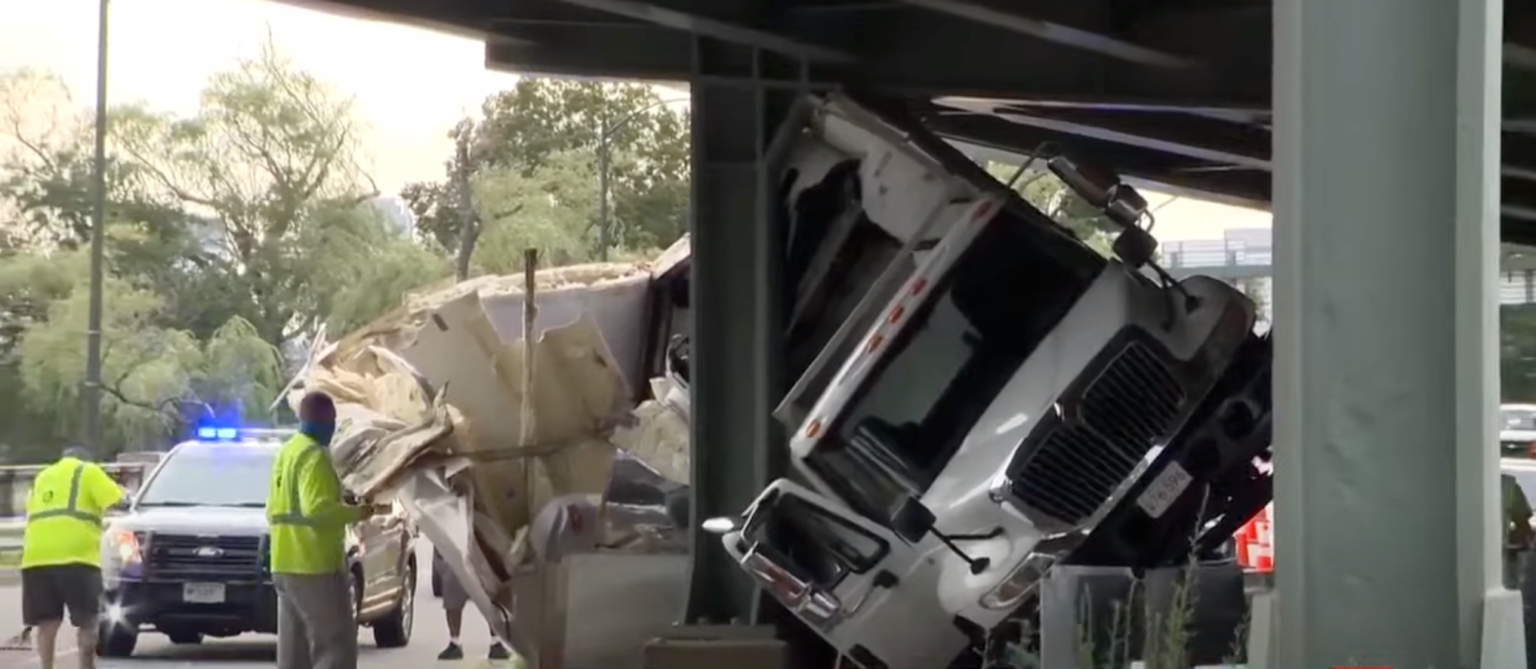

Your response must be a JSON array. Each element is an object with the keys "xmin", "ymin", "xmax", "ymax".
[
  {"xmin": 979, "ymin": 552, "xmax": 1056, "ymax": 611},
  {"xmin": 104, "ymin": 528, "xmax": 142, "ymax": 565}
]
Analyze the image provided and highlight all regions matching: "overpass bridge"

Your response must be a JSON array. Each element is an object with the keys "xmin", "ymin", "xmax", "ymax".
[{"xmin": 119, "ymin": 0, "xmax": 1536, "ymax": 665}]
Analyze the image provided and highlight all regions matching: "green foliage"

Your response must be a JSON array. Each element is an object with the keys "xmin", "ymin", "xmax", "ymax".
[
  {"xmin": 983, "ymin": 161, "xmax": 1117, "ymax": 256},
  {"xmin": 14, "ymin": 258, "xmax": 280, "ymax": 457},
  {"xmin": 0, "ymin": 45, "xmax": 442, "ymax": 459},
  {"xmin": 471, "ymin": 150, "xmax": 601, "ymax": 274},
  {"xmin": 401, "ymin": 79, "xmax": 689, "ymax": 264}
]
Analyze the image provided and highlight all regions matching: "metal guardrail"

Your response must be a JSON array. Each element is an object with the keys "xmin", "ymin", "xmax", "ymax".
[
  {"xmin": 0, "ymin": 463, "xmax": 150, "ymax": 571},
  {"xmin": 1161, "ymin": 239, "xmax": 1536, "ymax": 304},
  {"xmin": 1162, "ymin": 239, "xmax": 1272, "ymax": 271}
]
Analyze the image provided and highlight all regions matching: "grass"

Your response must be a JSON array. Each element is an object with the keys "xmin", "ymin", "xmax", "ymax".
[{"xmin": 1003, "ymin": 559, "xmax": 1251, "ymax": 669}]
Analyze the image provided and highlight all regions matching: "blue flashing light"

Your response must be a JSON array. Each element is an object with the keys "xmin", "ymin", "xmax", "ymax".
[{"xmin": 193, "ymin": 424, "xmax": 245, "ymax": 442}]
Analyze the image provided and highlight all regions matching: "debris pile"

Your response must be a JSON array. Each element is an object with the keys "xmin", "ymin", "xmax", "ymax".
[{"xmin": 283, "ymin": 241, "xmax": 693, "ymax": 662}]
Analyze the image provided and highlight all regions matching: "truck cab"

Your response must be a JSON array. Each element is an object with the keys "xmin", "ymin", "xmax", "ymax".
[
  {"xmin": 708, "ymin": 95, "xmax": 1269, "ymax": 669},
  {"xmin": 96, "ymin": 428, "xmax": 418, "ymax": 657}
]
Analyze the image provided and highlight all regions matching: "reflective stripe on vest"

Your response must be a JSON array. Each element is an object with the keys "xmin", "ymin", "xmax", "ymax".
[
  {"xmin": 27, "ymin": 463, "xmax": 100, "ymax": 526},
  {"xmin": 270, "ymin": 444, "xmax": 324, "ymax": 527}
]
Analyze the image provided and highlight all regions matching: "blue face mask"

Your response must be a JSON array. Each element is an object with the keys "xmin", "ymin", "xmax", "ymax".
[{"xmin": 300, "ymin": 421, "xmax": 336, "ymax": 446}]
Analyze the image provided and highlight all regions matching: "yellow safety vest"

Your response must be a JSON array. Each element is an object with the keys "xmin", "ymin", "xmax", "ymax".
[
  {"xmin": 266, "ymin": 433, "xmax": 361, "ymax": 574},
  {"xmin": 23, "ymin": 457, "xmax": 121, "ymax": 569}
]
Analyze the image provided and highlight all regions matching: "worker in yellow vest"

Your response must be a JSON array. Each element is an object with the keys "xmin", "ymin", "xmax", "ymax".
[
  {"xmin": 21, "ymin": 445, "xmax": 123, "ymax": 669},
  {"xmin": 267, "ymin": 392, "xmax": 373, "ymax": 669}
]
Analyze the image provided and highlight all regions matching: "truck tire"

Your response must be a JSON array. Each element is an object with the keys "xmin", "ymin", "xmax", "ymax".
[
  {"xmin": 96, "ymin": 623, "xmax": 137, "ymax": 658},
  {"xmin": 372, "ymin": 560, "xmax": 415, "ymax": 648}
]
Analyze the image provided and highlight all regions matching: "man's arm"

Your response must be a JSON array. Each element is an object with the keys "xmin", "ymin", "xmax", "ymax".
[
  {"xmin": 298, "ymin": 451, "xmax": 367, "ymax": 528},
  {"xmin": 84, "ymin": 464, "xmax": 124, "ymax": 512},
  {"xmin": 23, "ymin": 472, "xmax": 41, "ymax": 515}
]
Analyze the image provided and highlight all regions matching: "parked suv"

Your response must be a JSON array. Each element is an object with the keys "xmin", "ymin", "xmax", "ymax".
[{"xmin": 96, "ymin": 430, "xmax": 417, "ymax": 657}]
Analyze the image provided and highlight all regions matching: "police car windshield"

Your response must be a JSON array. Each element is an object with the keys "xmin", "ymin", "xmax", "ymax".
[{"xmin": 135, "ymin": 445, "xmax": 277, "ymax": 508}]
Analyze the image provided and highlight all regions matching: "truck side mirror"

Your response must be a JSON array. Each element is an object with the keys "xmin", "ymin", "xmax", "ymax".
[
  {"xmin": 890, "ymin": 496, "xmax": 936, "ymax": 544},
  {"xmin": 891, "ymin": 496, "xmax": 995, "ymax": 575}
]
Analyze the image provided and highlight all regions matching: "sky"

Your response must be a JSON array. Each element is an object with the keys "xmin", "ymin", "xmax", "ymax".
[{"xmin": 0, "ymin": 0, "xmax": 1270, "ymax": 241}]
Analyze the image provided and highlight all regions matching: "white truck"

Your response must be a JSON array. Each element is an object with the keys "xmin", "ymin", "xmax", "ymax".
[{"xmin": 705, "ymin": 94, "xmax": 1275, "ymax": 669}]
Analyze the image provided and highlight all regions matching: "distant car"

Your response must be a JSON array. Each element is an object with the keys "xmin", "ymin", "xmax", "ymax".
[
  {"xmin": 96, "ymin": 430, "xmax": 417, "ymax": 657},
  {"xmin": 1502, "ymin": 404, "xmax": 1536, "ymax": 456}
]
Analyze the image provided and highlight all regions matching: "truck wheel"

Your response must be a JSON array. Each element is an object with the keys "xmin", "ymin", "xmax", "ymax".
[
  {"xmin": 372, "ymin": 560, "xmax": 415, "ymax": 648},
  {"xmin": 96, "ymin": 623, "xmax": 137, "ymax": 658},
  {"xmin": 166, "ymin": 629, "xmax": 202, "ymax": 645}
]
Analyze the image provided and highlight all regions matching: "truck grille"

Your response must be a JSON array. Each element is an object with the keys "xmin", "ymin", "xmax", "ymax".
[
  {"xmin": 147, "ymin": 534, "xmax": 263, "ymax": 579},
  {"xmin": 1010, "ymin": 341, "xmax": 1186, "ymax": 530}
]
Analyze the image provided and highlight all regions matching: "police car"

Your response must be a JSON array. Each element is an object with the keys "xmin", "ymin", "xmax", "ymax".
[{"xmin": 96, "ymin": 427, "xmax": 418, "ymax": 657}]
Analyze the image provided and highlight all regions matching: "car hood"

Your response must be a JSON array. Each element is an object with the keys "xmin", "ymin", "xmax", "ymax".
[{"xmin": 108, "ymin": 505, "xmax": 269, "ymax": 536}]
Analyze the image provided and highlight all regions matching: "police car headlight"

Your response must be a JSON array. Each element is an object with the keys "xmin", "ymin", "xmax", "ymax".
[{"xmin": 104, "ymin": 528, "xmax": 142, "ymax": 565}]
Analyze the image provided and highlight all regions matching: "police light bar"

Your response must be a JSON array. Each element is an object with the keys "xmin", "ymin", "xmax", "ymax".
[{"xmin": 195, "ymin": 427, "xmax": 240, "ymax": 441}]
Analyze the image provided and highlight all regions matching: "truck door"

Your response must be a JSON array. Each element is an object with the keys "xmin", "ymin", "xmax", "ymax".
[{"xmin": 723, "ymin": 479, "xmax": 968, "ymax": 669}]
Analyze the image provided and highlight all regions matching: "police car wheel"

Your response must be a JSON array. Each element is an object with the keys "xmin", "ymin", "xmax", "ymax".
[
  {"xmin": 166, "ymin": 629, "xmax": 202, "ymax": 645},
  {"xmin": 372, "ymin": 560, "xmax": 415, "ymax": 648},
  {"xmin": 96, "ymin": 622, "xmax": 137, "ymax": 658}
]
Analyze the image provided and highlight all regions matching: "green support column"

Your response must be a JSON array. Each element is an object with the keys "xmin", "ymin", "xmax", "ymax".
[
  {"xmin": 1271, "ymin": 0, "xmax": 1509, "ymax": 665},
  {"xmin": 684, "ymin": 38, "xmax": 799, "ymax": 624}
]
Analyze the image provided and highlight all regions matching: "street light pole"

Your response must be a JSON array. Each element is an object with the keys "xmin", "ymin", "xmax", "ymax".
[
  {"xmin": 84, "ymin": 0, "xmax": 110, "ymax": 454},
  {"xmin": 598, "ymin": 138, "xmax": 610, "ymax": 260},
  {"xmin": 595, "ymin": 97, "xmax": 688, "ymax": 261}
]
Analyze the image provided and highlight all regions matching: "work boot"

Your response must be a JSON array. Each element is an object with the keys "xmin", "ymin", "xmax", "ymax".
[
  {"xmin": 488, "ymin": 642, "xmax": 511, "ymax": 660},
  {"xmin": 438, "ymin": 642, "xmax": 465, "ymax": 660}
]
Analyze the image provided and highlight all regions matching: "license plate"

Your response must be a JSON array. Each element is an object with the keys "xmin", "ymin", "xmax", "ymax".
[
  {"xmin": 1136, "ymin": 462, "xmax": 1193, "ymax": 519},
  {"xmin": 182, "ymin": 582, "xmax": 225, "ymax": 604}
]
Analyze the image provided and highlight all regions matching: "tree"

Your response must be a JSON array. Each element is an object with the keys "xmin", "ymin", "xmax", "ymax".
[
  {"xmin": 10, "ymin": 248, "xmax": 280, "ymax": 458},
  {"xmin": 470, "ymin": 150, "xmax": 600, "ymax": 275},
  {"xmin": 109, "ymin": 41, "xmax": 381, "ymax": 346},
  {"xmin": 402, "ymin": 79, "xmax": 689, "ymax": 270},
  {"xmin": 305, "ymin": 203, "xmax": 448, "ymax": 334},
  {"xmin": 0, "ymin": 53, "xmax": 445, "ymax": 459}
]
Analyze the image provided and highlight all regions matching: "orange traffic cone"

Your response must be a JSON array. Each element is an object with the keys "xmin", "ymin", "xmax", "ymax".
[{"xmin": 1250, "ymin": 504, "xmax": 1274, "ymax": 573}]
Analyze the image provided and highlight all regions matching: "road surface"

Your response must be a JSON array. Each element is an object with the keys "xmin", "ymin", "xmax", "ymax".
[{"xmin": 0, "ymin": 544, "xmax": 516, "ymax": 669}]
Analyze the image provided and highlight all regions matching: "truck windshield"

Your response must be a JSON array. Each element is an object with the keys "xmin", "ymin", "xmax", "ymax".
[
  {"xmin": 136, "ymin": 447, "xmax": 277, "ymax": 508},
  {"xmin": 805, "ymin": 209, "xmax": 1101, "ymax": 523}
]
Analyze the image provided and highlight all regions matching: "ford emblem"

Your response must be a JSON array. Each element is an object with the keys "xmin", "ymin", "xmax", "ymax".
[{"xmin": 194, "ymin": 546, "xmax": 224, "ymax": 558}]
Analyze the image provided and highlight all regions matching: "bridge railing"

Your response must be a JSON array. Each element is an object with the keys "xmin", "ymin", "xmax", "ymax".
[
  {"xmin": 1162, "ymin": 239, "xmax": 1536, "ymax": 305},
  {"xmin": 0, "ymin": 463, "xmax": 151, "ymax": 572},
  {"xmin": 1162, "ymin": 239, "xmax": 1273, "ymax": 270}
]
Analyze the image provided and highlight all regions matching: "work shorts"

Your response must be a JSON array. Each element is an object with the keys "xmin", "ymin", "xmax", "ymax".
[
  {"xmin": 433, "ymin": 550, "xmax": 469, "ymax": 611},
  {"xmin": 21, "ymin": 564, "xmax": 102, "ymax": 627}
]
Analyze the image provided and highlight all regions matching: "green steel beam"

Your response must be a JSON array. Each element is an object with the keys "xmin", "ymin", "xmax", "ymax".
[
  {"xmin": 683, "ymin": 38, "xmax": 801, "ymax": 624},
  {"xmin": 1270, "ymin": 0, "xmax": 1506, "ymax": 665}
]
